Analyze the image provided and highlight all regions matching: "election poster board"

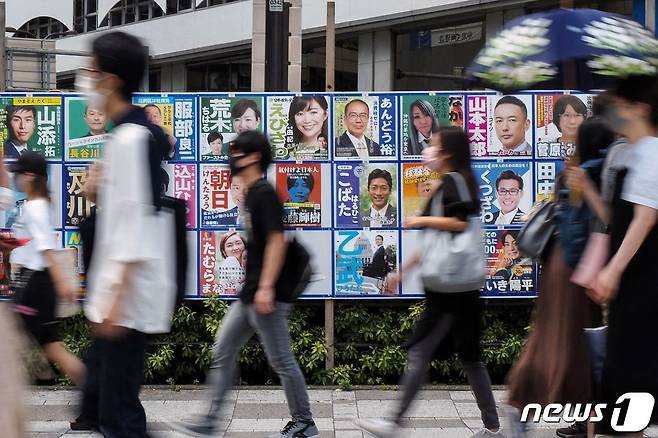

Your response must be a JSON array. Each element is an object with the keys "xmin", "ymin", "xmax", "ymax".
[
  {"xmin": 65, "ymin": 96, "xmax": 112, "ymax": 161},
  {"xmin": 0, "ymin": 96, "xmax": 62, "ymax": 160},
  {"xmin": 534, "ymin": 93, "xmax": 593, "ymax": 160}
]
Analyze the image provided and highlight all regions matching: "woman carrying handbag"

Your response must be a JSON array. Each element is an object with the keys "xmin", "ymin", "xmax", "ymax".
[{"xmin": 356, "ymin": 127, "xmax": 502, "ymax": 438}]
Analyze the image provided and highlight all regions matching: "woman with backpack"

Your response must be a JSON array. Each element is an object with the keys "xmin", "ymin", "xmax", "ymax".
[
  {"xmin": 505, "ymin": 117, "xmax": 615, "ymax": 438},
  {"xmin": 357, "ymin": 127, "xmax": 502, "ymax": 438}
]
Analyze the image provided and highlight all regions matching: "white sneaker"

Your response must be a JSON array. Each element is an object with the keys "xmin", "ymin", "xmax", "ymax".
[
  {"xmin": 471, "ymin": 428, "xmax": 506, "ymax": 438},
  {"xmin": 355, "ymin": 419, "xmax": 401, "ymax": 438}
]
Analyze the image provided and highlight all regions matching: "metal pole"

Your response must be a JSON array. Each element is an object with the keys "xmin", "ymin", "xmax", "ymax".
[
  {"xmin": 325, "ymin": 300, "xmax": 335, "ymax": 371},
  {"xmin": 265, "ymin": 0, "xmax": 286, "ymax": 91},
  {"xmin": 325, "ymin": 0, "xmax": 335, "ymax": 92},
  {"xmin": 647, "ymin": 0, "xmax": 656, "ymax": 33},
  {"xmin": 0, "ymin": 0, "xmax": 6, "ymax": 91}
]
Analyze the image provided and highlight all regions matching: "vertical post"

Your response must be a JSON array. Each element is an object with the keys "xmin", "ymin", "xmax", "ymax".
[
  {"xmin": 325, "ymin": 300, "xmax": 335, "ymax": 371},
  {"xmin": 265, "ymin": 0, "xmax": 287, "ymax": 91},
  {"xmin": 287, "ymin": 0, "xmax": 302, "ymax": 92},
  {"xmin": 252, "ymin": 0, "xmax": 266, "ymax": 92},
  {"xmin": 0, "ymin": 0, "xmax": 6, "ymax": 91},
  {"xmin": 325, "ymin": 0, "xmax": 335, "ymax": 92},
  {"xmin": 647, "ymin": 0, "xmax": 656, "ymax": 33}
]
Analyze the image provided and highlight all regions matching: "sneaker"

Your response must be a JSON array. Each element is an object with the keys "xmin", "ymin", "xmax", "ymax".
[
  {"xmin": 166, "ymin": 418, "xmax": 216, "ymax": 437},
  {"xmin": 471, "ymin": 428, "xmax": 506, "ymax": 438},
  {"xmin": 69, "ymin": 417, "xmax": 97, "ymax": 431},
  {"xmin": 267, "ymin": 419, "xmax": 320, "ymax": 438},
  {"xmin": 556, "ymin": 421, "xmax": 587, "ymax": 438},
  {"xmin": 355, "ymin": 419, "xmax": 401, "ymax": 438}
]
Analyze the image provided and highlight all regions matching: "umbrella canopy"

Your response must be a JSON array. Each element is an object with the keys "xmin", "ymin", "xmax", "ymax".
[{"xmin": 467, "ymin": 8, "xmax": 658, "ymax": 93}]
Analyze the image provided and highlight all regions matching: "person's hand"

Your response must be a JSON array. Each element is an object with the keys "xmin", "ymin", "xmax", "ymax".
[
  {"xmin": 564, "ymin": 165, "xmax": 587, "ymax": 192},
  {"xmin": 403, "ymin": 217, "xmax": 424, "ymax": 229},
  {"xmin": 84, "ymin": 163, "xmax": 103, "ymax": 203},
  {"xmin": 382, "ymin": 273, "xmax": 401, "ymax": 295},
  {"xmin": 55, "ymin": 280, "xmax": 77, "ymax": 303},
  {"xmin": 591, "ymin": 264, "xmax": 623, "ymax": 305},
  {"xmin": 254, "ymin": 286, "xmax": 275, "ymax": 315}
]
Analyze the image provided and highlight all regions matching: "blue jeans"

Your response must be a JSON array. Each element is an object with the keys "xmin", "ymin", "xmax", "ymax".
[{"xmin": 205, "ymin": 301, "xmax": 313, "ymax": 424}]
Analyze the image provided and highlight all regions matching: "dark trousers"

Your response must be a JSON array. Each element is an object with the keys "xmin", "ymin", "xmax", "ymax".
[{"xmin": 79, "ymin": 330, "xmax": 148, "ymax": 438}]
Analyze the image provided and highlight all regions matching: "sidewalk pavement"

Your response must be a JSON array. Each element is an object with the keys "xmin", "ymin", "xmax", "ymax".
[{"xmin": 27, "ymin": 386, "xmax": 658, "ymax": 438}]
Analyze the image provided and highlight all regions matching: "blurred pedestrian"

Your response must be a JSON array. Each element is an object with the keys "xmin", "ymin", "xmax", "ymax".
[
  {"xmin": 75, "ymin": 31, "xmax": 176, "ymax": 437},
  {"xmin": 171, "ymin": 131, "xmax": 319, "ymax": 438},
  {"xmin": 591, "ymin": 75, "xmax": 658, "ymax": 437},
  {"xmin": 357, "ymin": 127, "xmax": 502, "ymax": 438},
  {"xmin": 505, "ymin": 117, "xmax": 615, "ymax": 438}
]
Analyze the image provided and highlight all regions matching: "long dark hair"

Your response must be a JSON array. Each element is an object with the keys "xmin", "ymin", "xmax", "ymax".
[
  {"xmin": 575, "ymin": 116, "xmax": 615, "ymax": 164},
  {"xmin": 437, "ymin": 126, "xmax": 480, "ymax": 209},
  {"xmin": 287, "ymin": 96, "xmax": 328, "ymax": 145},
  {"xmin": 32, "ymin": 174, "xmax": 51, "ymax": 203}
]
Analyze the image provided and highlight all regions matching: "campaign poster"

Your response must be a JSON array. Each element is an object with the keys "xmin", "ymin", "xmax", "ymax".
[
  {"xmin": 162, "ymin": 163, "xmax": 197, "ymax": 228},
  {"xmin": 199, "ymin": 95, "xmax": 264, "ymax": 161},
  {"xmin": 401, "ymin": 93, "xmax": 463, "ymax": 158},
  {"xmin": 65, "ymin": 96, "xmax": 112, "ymax": 161},
  {"xmin": 65, "ymin": 165, "xmax": 94, "ymax": 228},
  {"xmin": 535, "ymin": 93, "xmax": 593, "ymax": 160},
  {"xmin": 134, "ymin": 94, "xmax": 196, "ymax": 161},
  {"xmin": 473, "ymin": 161, "xmax": 533, "ymax": 226},
  {"xmin": 200, "ymin": 230, "xmax": 247, "ymax": 296},
  {"xmin": 470, "ymin": 94, "xmax": 533, "ymax": 158},
  {"xmin": 272, "ymin": 163, "xmax": 325, "ymax": 228},
  {"xmin": 400, "ymin": 230, "xmax": 425, "ymax": 296},
  {"xmin": 200, "ymin": 164, "xmax": 244, "ymax": 228},
  {"xmin": 2, "ymin": 163, "xmax": 62, "ymax": 229},
  {"xmin": 333, "ymin": 94, "xmax": 397, "ymax": 160},
  {"xmin": 536, "ymin": 160, "xmax": 565, "ymax": 203},
  {"xmin": 287, "ymin": 230, "xmax": 332, "ymax": 296},
  {"xmin": 334, "ymin": 230, "xmax": 398, "ymax": 296},
  {"xmin": 335, "ymin": 162, "xmax": 398, "ymax": 229},
  {"xmin": 267, "ymin": 94, "xmax": 330, "ymax": 161},
  {"xmin": 64, "ymin": 230, "xmax": 86, "ymax": 293},
  {"xmin": 401, "ymin": 163, "xmax": 440, "ymax": 221},
  {"xmin": 482, "ymin": 229, "xmax": 536, "ymax": 298},
  {"xmin": 0, "ymin": 96, "xmax": 62, "ymax": 160}
]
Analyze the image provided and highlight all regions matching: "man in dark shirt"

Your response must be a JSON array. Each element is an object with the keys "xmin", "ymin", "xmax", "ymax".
[{"xmin": 171, "ymin": 131, "xmax": 319, "ymax": 438}]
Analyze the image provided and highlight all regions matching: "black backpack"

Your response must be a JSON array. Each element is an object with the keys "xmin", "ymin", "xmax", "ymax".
[
  {"xmin": 160, "ymin": 196, "xmax": 188, "ymax": 308},
  {"xmin": 275, "ymin": 238, "xmax": 312, "ymax": 302}
]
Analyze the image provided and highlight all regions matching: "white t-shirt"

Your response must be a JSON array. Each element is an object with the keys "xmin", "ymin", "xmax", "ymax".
[
  {"xmin": 85, "ymin": 123, "xmax": 176, "ymax": 334},
  {"xmin": 11, "ymin": 198, "xmax": 57, "ymax": 271},
  {"xmin": 622, "ymin": 136, "xmax": 658, "ymax": 210}
]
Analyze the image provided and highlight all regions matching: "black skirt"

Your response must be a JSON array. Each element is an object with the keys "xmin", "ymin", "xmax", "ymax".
[
  {"xmin": 407, "ymin": 290, "xmax": 482, "ymax": 362},
  {"xmin": 13, "ymin": 269, "xmax": 59, "ymax": 346}
]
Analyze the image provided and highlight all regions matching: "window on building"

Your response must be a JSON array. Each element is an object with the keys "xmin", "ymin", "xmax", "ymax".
[
  {"xmin": 186, "ymin": 57, "xmax": 252, "ymax": 91},
  {"xmin": 301, "ymin": 37, "xmax": 358, "ymax": 92},
  {"xmin": 74, "ymin": 0, "xmax": 98, "ymax": 33},
  {"xmin": 98, "ymin": 0, "xmax": 165, "ymax": 28},
  {"xmin": 195, "ymin": 0, "xmax": 240, "ymax": 7},
  {"xmin": 15, "ymin": 17, "xmax": 69, "ymax": 39}
]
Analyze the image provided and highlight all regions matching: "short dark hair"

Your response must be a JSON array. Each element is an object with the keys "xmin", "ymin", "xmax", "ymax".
[
  {"xmin": 614, "ymin": 74, "xmax": 658, "ymax": 127},
  {"xmin": 344, "ymin": 99, "xmax": 369, "ymax": 117},
  {"xmin": 576, "ymin": 116, "xmax": 615, "ymax": 163},
  {"xmin": 495, "ymin": 96, "xmax": 528, "ymax": 118},
  {"xmin": 286, "ymin": 173, "xmax": 314, "ymax": 192},
  {"xmin": 207, "ymin": 131, "xmax": 223, "ymax": 144},
  {"xmin": 367, "ymin": 168, "xmax": 392, "ymax": 190},
  {"xmin": 592, "ymin": 91, "xmax": 615, "ymax": 117},
  {"xmin": 496, "ymin": 170, "xmax": 524, "ymax": 191},
  {"xmin": 231, "ymin": 99, "xmax": 261, "ymax": 121},
  {"xmin": 92, "ymin": 31, "xmax": 147, "ymax": 101},
  {"xmin": 553, "ymin": 95, "xmax": 587, "ymax": 132},
  {"xmin": 6, "ymin": 106, "xmax": 36, "ymax": 136},
  {"xmin": 375, "ymin": 234, "xmax": 384, "ymax": 241},
  {"xmin": 231, "ymin": 130, "xmax": 272, "ymax": 173},
  {"xmin": 143, "ymin": 104, "xmax": 161, "ymax": 114}
]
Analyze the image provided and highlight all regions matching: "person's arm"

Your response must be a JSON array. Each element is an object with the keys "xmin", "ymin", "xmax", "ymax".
[
  {"xmin": 253, "ymin": 231, "xmax": 287, "ymax": 315},
  {"xmin": 592, "ymin": 204, "xmax": 657, "ymax": 303},
  {"xmin": 94, "ymin": 263, "xmax": 136, "ymax": 338},
  {"xmin": 565, "ymin": 165, "xmax": 610, "ymax": 225}
]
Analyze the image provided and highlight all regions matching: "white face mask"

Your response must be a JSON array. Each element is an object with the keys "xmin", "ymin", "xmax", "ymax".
[
  {"xmin": 74, "ymin": 72, "xmax": 108, "ymax": 112},
  {"xmin": 422, "ymin": 146, "xmax": 442, "ymax": 171}
]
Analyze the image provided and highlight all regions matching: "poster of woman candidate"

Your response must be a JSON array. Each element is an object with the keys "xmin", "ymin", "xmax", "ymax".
[
  {"xmin": 401, "ymin": 163, "xmax": 440, "ymax": 221},
  {"xmin": 335, "ymin": 230, "xmax": 398, "ymax": 296},
  {"xmin": 469, "ymin": 94, "xmax": 533, "ymax": 158},
  {"xmin": 199, "ymin": 230, "xmax": 247, "ymax": 296},
  {"xmin": 334, "ymin": 162, "xmax": 398, "ymax": 229},
  {"xmin": 199, "ymin": 95, "xmax": 264, "ymax": 161},
  {"xmin": 482, "ymin": 229, "xmax": 536, "ymax": 298},
  {"xmin": 267, "ymin": 94, "xmax": 330, "ymax": 161},
  {"xmin": 401, "ymin": 93, "xmax": 463, "ymax": 158},
  {"xmin": 535, "ymin": 93, "xmax": 593, "ymax": 160},
  {"xmin": 271, "ymin": 163, "xmax": 331, "ymax": 228},
  {"xmin": 0, "ymin": 96, "xmax": 62, "ymax": 160},
  {"xmin": 333, "ymin": 94, "xmax": 397, "ymax": 160},
  {"xmin": 161, "ymin": 163, "xmax": 197, "ymax": 228},
  {"xmin": 535, "ymin": 160, "xmax": 565, "ymax": 203},
  {"xmin": 288, "ymin": 230, "xmax": 332, "ymax": 296},
  {"xmin": 473, "ymin": 161, "xmax": 533, "ymax": 226},
  {"xmin": 200, "ymin": 164, "xmax": 244, "ymax": 228},
  {"xmin": 65, "ymin": 96, "xmax": 112, "ymax": 161},
  {"xmin": 3, "ymin": 163, "xmax": 62, "ymax": 229},
  {"xmin": 134, "ymin": 94, "xmax": 196, "ymax": 161}
]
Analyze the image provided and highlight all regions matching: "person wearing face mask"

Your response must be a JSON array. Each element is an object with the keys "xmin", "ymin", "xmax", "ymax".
[
  {"xmin": 71, "ymin": 31, "xmax": 175, "ymax": 437},
  {"xmin": 357, "ymin": 127, "xmax": 502, "ymax": 438},
  {"xmin": 170, "ymin": 130, "xmax": 319, "ymax": 438}
]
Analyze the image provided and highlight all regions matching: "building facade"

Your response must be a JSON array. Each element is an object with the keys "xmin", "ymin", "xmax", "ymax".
[{"xmin": 5, "ymin": 0, "xmax": 647, "ymax": 93}]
